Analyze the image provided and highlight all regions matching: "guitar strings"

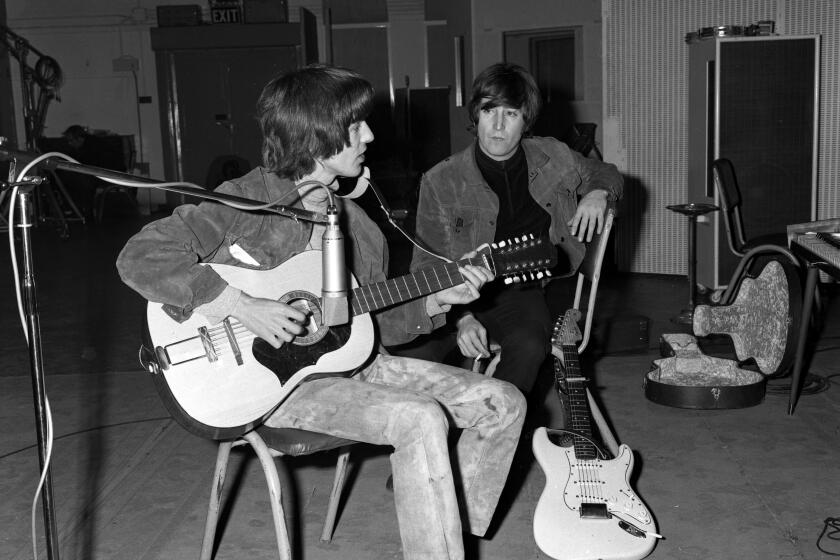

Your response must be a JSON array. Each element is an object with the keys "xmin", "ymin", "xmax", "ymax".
[{"xmin": 559, "ymin": 342, "xmax": 608, "ymax": 504}]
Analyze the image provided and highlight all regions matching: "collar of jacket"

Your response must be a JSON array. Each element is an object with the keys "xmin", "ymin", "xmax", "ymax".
[{"xmin": 256, "ymin": 166, "xmax": 306, "ymax": 204}]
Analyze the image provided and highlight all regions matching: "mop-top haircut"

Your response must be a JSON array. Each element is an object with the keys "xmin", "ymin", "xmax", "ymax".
[{"xmin": 258, "ymin": 64, "xmax": 375, "ymax": 179}]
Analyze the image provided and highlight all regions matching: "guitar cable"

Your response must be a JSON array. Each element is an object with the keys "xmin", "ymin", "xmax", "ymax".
[
  {"xmin": 609, "ymin": 511, "xmax": 664, "ymax": 540},
  {"xmin": 818, "ymin": 517, "xmax": 840, "ymax": 555},
  {"xmin": 356, "ymin": 173, "xmax": 453, "ymax": 264}
]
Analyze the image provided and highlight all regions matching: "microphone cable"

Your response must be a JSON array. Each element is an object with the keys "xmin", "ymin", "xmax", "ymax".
[{"xmin": 4, "ymin": 150, "xmax": 72, "ymax": 560}]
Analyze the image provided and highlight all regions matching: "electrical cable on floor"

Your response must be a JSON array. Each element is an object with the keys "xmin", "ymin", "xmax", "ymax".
[
  {"xmin": 0, "ymin": 417, "xmax": 173, "ymax": 461},
  {"xmin": 765, "ymin": 373, "xmax": 832, "ymax": 396},
  {"xmin": 817, "ymin": 517, "xmax": 840, "ymax": 555}
]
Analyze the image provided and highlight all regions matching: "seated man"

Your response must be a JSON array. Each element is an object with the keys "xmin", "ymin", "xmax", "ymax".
[
  {"xmin": 404, "ymin": 62, "xmax": 623, "ymax": 407},
  {"xmin": 57, "ymin": 125, "xmax": 130, "ymax": 218},
  {"xmin": 116, "ymin": 64, "xmax": 526, "ymax": 560}
]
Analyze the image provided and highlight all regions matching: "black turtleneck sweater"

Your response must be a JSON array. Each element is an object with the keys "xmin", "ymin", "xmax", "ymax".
[{"xmin": 474, "ymin": 143, "xmax": 550, "ymax": 243}]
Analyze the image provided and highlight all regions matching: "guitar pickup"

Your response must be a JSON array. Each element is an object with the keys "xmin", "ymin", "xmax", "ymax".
[{"xmin": 579, "ymin": 503, "xmax": 610, "ymax": 519}]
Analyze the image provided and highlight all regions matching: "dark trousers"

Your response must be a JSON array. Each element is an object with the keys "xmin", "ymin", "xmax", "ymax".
[{"xmin": 392, "ymin": 285, "xmax": 553, "ymax": 395}]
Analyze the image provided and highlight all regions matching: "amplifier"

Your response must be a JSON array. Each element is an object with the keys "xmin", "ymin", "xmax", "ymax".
[
  {"xmin": 156, "ymin": 5, "xmax": 203, "ymax": 27},
  {"xmin": 243, "ymin": 0, "xmax": 288, "ymax": 23}
]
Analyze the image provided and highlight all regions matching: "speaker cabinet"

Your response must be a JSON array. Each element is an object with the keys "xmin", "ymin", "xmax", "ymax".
[{"xmin": 687, "ymin": 35, "xmax": 819, "ymax": 289}]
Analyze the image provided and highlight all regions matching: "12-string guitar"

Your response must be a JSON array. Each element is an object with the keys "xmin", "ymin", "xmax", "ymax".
[
  {"xmin": 532, "ymin": 309, "xmax": 658, "ymax": 560},
  {"xmin": 142, "ymin": 237, "xmax": 556, "ymax": 439}
]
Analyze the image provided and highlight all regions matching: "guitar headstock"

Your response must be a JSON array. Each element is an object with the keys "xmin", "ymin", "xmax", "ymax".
[
  {"xmin": 482, "ymin": 234, "xmax": 558, "ymax": 284},
  {"xmin": 551, "ymin": 308, "xmax": 583, "ymax": 353}
]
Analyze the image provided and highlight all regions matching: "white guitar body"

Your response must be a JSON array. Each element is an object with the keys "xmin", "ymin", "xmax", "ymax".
[
  {"xmin": 532, "ymin": 426, "xmax": 656, "ymax": 560},
  {"xmin": 145, "ymin": 251, "xmax": 374, "ymax": 435},
  {"xmin": 143, "ymin": 240, "xmax": 557, "ymax": 438}
]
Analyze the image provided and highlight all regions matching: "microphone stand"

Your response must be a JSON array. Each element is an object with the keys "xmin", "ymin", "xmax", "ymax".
[
  {"xmin": 4, "ymin": 158, "xmax": 61, "ymax": 560},
  {"xmin": 0, "ymin": 146, "xmax": 329, "ymax": 560}
]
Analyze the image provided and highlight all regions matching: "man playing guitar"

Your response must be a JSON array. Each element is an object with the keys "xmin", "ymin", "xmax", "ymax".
[{"xmin": 117, "ymin": 64, "xmax": 526, "ymax": 560}]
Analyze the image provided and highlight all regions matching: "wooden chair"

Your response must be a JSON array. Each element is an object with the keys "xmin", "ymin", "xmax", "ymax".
[
  {"xmin": 200, "ymin": 426, "xmax": 355, "ymax": 560},
  {"xmin": 474, "ymin": 208, "xmax": 616, "ymax": 376}
]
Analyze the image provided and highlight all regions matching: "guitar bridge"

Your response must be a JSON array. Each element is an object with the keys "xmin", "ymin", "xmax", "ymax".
[{"xmin": 579, "ymin": 503, "xmax": 610, "ymax": 519}]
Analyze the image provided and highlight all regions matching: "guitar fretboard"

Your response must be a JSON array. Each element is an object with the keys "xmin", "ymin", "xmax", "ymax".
[
  {"xmin": 350, "ymin": 257, "xmax": 485, "ymax": 315},
  {"xmin": 558, "ymin": 344, "xmax": 599, "ymax": 460}
]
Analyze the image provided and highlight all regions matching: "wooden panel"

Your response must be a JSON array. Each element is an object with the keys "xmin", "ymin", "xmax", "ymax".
[
  {"xmin": 426, "ymin": 24, "xmax": 451, "ymax": 88},
  {"xmin": 151, "ymin": 23, "xmax": 302, "ymax": 204}
]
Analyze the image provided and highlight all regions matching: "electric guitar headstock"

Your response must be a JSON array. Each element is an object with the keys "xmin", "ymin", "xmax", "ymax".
[
  {"xmin": 478, "ymin": 234, "xmax": 558, "ymax": 285},
  {"xmin": 551, "ymin": 308, "xmax": 583, "ymax": 360}
]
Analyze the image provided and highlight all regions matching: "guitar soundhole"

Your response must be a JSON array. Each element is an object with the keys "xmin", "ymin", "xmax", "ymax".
[{"xmin": 278, "ymin": 290, "xmax": 328, "ymax": 346}]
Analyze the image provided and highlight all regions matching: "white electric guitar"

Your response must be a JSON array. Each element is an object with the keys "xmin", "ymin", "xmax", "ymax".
[
  {"xmin": 142, "ymin": 237, "xmax": 556, "ymax": 439},
  {"xmin": 532, "ymin": 309, "xmax": 658, "ymax": 560}
]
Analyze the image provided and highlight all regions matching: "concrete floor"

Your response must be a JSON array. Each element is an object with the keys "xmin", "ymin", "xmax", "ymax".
[{"xmin": 1, "ymin": 210, "xmax": 839, "ymax": 560}]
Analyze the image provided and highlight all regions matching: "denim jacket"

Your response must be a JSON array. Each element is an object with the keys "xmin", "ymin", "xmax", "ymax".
[
  {"xmin": 116, "ymin": 167, "xmax": 434, "ymax": 346},
  {"xmin": 411, "ymin": 137, "xmax": 623, "ymax": 276}
]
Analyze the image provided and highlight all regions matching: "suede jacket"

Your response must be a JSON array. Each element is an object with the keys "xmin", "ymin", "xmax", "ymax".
[
  {"xmin": 411, "ymin": 136, "xmax": 623, "ymax": 277},
  {"xmin": 116, "ymin": 167, "xmax": 435, "ymax": 347}
]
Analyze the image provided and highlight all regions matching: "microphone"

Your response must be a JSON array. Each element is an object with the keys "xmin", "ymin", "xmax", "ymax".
[{"xmin": 321, "ymin": 203, "xmax": 349, "ymax": 326}]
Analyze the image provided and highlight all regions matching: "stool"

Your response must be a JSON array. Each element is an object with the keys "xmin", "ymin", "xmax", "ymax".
[{"xmin": 666, "ymin": 203, "xmax": 719, "ymax": 324}]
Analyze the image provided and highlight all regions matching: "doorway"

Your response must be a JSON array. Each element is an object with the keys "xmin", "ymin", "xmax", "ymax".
[{"xmin": 503, "ymin": 27, "xmax": 584, "ymax": 142}]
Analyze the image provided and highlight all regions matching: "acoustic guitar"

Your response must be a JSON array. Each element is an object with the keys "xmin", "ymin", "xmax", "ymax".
[
  {"xmin": 142, "ymin": 237, "xmax": 556, "ymax": 439},
  {"xmin": 532, "ymin": 309, "xmax": 658, "ymax": 560}
]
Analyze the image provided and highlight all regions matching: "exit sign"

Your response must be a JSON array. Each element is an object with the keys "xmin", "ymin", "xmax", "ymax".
[{"xmin": 211, "ymin": 1, "xmax": 242, "ymax": 23}]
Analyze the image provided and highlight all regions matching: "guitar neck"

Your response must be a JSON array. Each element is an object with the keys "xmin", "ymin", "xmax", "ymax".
[
  {"xmin": 350, "ymin": 256, "xmax": 487, "ymax": 316},
  {"xmin": 558, "ymin": 344, "xmax": 599, "ymax": 460}
]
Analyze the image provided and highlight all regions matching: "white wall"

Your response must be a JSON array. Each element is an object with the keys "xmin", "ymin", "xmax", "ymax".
[
  {"xmin": 603, "ymin": 0, "xmax": 840, "ymax": 276},
  {"xmin": 5, "ymin": 0, "xmax": 203, "ymax": 209}
]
